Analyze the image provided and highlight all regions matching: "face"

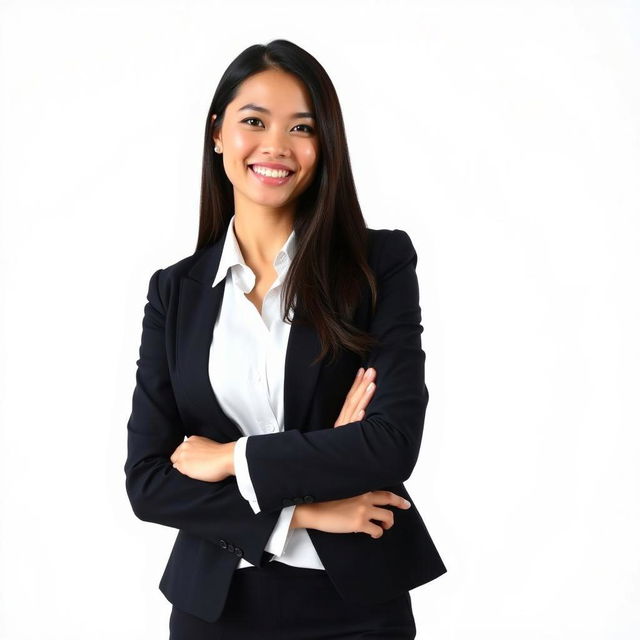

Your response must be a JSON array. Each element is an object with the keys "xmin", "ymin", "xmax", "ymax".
[{"xmin": 212, "ymin": 69, "xmax": 320, "ymax": 215}]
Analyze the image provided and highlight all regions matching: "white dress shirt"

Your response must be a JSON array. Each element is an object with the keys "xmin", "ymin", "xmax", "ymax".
[{"xmin": 209, "ymin": 214, "xmax": 325, "ymax": 570}]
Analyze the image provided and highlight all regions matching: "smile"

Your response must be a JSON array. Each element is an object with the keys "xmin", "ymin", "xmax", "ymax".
[{"xmin": 248, "ymin": 164, "xmax": 295, "ymax": 186}]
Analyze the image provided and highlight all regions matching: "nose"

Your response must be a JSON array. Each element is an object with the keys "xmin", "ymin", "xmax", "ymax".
[{"xmin": 261, "ymin": 129, "xmax": 291, "ymax": 158}]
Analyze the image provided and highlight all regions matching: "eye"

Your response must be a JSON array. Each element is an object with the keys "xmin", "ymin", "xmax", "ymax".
[
  {"xmin": 293, "ymin": 124, "xmax": 315, "ymax": 134},
  {"xmin": 240, "ymin": 117, "xmax": 314, "ymax": 134},
  {"xmin": 241, "ymin": 117, "xmax": 264, "ymax": 127}
]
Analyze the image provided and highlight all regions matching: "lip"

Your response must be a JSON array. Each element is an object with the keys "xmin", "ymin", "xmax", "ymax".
[
  {"xmin": 249, "ymin": 162, "xmax": 296, "ymax": 172},
  {"xmin": 248, "ymin": 163, "xmax": 295, "ymax": 186}
]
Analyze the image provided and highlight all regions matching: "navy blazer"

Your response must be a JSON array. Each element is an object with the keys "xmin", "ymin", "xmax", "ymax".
[{"xmin": 124, "ymin": 225, "xmax": 447, "ymax": 623}]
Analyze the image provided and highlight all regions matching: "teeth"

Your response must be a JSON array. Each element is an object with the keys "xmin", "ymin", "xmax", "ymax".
[{"xmin": 251, "ymin": 165, "xmax": 291, "ymax": 178}]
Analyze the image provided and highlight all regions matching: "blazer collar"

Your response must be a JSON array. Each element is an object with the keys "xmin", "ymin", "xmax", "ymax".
[{"xmin": 177, "ymin": 219, "xmax": 322, "ymax": 442}]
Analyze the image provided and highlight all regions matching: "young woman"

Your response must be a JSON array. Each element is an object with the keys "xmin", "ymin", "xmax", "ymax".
[{"xmin": 124, "ymin": 39, "xmax": 446, "ymax": 639}]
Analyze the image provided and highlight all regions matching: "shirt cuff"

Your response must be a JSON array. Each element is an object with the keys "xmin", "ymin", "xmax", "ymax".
[
  {"xmin": 234, "ymin": 436, "xmax": 261, "ymax": 514},
  {"xmin": 264, "ymin": 505, "xmax": 296, "ymax": 557}
]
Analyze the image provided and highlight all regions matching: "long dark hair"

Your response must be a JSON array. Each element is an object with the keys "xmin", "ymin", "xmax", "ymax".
[{"xmin": 196, "ymin": 39, "xmax": 379, "ymax": 366}]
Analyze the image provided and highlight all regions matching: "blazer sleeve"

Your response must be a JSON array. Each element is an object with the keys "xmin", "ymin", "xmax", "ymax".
[
  {"xmin": 124, "ymin": 267, "xmax": 282, "ymax": 567},
  {"xmin": 244, "ymin": 229, "xmax": 429, "ymax": 514}
]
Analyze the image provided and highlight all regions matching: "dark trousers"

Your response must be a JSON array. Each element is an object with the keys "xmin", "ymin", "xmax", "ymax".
[{"xmin": 169, "ymin": 560, "xmax": 417, "ymax": 639}]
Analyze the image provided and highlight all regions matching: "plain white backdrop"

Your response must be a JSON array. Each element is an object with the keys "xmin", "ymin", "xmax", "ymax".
[{"xmin": 1, "ymin": 0, "xmax": 639, "ymax": 638}]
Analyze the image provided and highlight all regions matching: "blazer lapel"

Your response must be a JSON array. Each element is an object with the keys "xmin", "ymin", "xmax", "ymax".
[{"xmin": 176, "ymin": 233, "xmax": 324, "ymax": 442}]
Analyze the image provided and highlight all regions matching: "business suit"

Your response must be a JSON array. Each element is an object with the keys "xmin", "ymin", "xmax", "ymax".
[{"xmin": 124, "ymin": 224, "xmax": 447, "ymax": 624}]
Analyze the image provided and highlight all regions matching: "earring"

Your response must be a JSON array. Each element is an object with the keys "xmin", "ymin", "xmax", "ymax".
[{"xmin": 214, "ymin": 145, "xmax": 221, "ymax": 153}]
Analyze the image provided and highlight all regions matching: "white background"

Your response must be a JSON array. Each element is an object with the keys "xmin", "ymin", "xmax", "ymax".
[{"xmin": 1, "ymin": 1, "xmax": 639, "ymax": 638}]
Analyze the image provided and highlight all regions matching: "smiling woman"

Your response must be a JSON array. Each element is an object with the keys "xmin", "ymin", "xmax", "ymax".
[
  {"xmin": 124, "ymin": 38, "xmax": 446, "ymax": 639},
  {"xmin": 210, "ymin": 70, "xmax": 320, "ymax": 214}
]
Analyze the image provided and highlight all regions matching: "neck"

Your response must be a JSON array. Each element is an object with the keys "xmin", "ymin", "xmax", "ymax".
[{"xmin": 232, "ymin": 208, "xmax": 294, "ymax": 270}]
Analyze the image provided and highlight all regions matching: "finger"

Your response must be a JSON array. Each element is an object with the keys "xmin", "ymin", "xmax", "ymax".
[
  {"xmin": 347, "ymin": 368, "xmax": 375, "ymax": 411},
  {"xmin": 334, "ymin": 368, "xmax": 368, "ymax": 426},
  {"xmin": 391, "ymin": 492, "xmax": 412, "ymax": 509},
  {"xmin": 334, "ymin": 368, "xmax": 377, "ymax": 427},
  {"xmin": 369, "ymin": 491, "xmax": 411, "ymax": 509},
  {"xmin": 348, "ymin": 380, "xmax": 376, "ymax": 422},
  {"xmin": 370, "ymin": 506, "xmax": 394, "ymax": 529},
  {"xmin": 333, "ymin": 368, "xmax": 365, "ymax": 425},
  {"xmin": 354, "ymin": 368, "xmax": 376, "ymax": 402},
  {"xmin": 356, "ymin": 378, "xmax": 376, "ymax": 408},
  {"xmin": 363, "ymin": 521, "xmax": 385, "ymax": 539}
]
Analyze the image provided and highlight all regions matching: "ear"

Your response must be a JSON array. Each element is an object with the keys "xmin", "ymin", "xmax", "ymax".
[{"xmin": 211, "ymin": 113, "xmax": 221, "ymax": 148}]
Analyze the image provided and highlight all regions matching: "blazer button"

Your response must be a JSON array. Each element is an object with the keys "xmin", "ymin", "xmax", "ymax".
[
  {"xmin": 293, "ymin": 496, "xmax": 304, "ymax": 505},
  {"xmin": 303, "ymin": 495, "xmax": 314, "ymax": 503},
  {"xmin": 235, "ymin": 547, "xmax": 243, "ymax": 557},
  {"xmin": 218, "ymin": 539, "xmax": 227, "ymax": 549},
  {"xmin": 227, "ymin": 544, "xmax": 236, "ymax": 553},
  {"xmin": 282, "ymin": 498, "xmax": 294, "ymax": 507}
]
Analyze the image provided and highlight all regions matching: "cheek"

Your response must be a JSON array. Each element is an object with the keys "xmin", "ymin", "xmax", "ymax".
[
  {"xmin": 222, "ymin": 136, "xmax": 253, "ymax": 179},
  {"xmin": 227, "ymin": 131, "xmax": 254, "ymax": 157},
  {"xmin": 299, "ymin": 145, "xmax": 319, "ymax": 174}
]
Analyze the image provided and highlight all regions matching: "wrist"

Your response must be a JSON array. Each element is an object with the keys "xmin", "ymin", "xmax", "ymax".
[
  {"xmin": 291, "ymin": 503, "xmax": 311, "ymax": 529},
  {"xmin": 227, "ymin": 441, "xmax": 236, "ymax": 476}
]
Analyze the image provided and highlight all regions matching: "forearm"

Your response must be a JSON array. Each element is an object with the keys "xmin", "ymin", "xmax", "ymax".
[
  {"xmin": 245, "ymin": 408, "xmax": 425, "ymax": 514},
  {"xmin": 125, "ymin": 454, "xmax": 280, "ymax": 566}
]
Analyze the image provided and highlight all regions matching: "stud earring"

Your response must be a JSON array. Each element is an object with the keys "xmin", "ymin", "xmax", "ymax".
[{"xmin": 214, "ymin": 145, "xmax": 221, "ymax": 153}]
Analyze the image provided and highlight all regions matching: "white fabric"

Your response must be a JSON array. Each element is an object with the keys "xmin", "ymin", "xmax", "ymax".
[{"xmin": 209, "ymin": 214, "xmax": 325, "ymax": 570}]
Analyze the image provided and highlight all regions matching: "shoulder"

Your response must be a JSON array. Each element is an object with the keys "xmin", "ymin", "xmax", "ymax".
[
  {"xmin": 159, "ymin": 249, "xmax": 205, "ymax": 279},
  {"xmin": 366, "ymin": 227, "xmax": 417, "ymax": 278},
  {"xmin": 145, "ymin": 247, "xmax": 209, "ymax": 309}
]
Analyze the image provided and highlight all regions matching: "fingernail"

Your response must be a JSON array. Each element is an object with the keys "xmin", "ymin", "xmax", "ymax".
[
  {"xmin": 366, "ymin": 382, "xmax": 374, "ymax": 392},
  {"xmin": 366, "ymin": 368, "xmax": 373, "ymax": 378},
  {"xmin": 357, "ymin": 367, "xmax": 364, "ymax": 376},
  {"xmin": 404, "ymin": 499, "xmax": 411, "ymax": 507}
]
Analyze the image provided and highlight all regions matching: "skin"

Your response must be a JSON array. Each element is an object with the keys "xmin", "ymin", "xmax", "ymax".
[{"xmin": 170, "ymin": 68, "xmax": 410, "ymax": 539}]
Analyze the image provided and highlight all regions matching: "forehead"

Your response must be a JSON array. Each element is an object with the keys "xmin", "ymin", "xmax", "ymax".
[{"xmin": 231, "ymin": 69, "xmax": 313, "ymax": 110}]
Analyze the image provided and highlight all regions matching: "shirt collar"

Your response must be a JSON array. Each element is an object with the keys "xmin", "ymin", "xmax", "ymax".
[{"xmin": 211, "ymin": 213, "xmax": 298, "ymax": 293}]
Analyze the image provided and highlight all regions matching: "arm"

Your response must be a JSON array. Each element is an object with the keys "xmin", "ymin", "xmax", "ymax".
[
  {"xmin": 234, "ymin": 435, "xmax": 297, "ymax": 555},
  {"xmin": 124, "ymin": 268, "xmax": 285, "ymax": 567},
  {"xmin": 245, "ymin": 230, "xmax": 429, "ymax": 514}
]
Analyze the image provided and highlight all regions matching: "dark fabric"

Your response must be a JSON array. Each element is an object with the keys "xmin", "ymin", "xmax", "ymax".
[
  {"xmin": 125, "ymin": 226, "xmax": 447, "ymax": 623},
  {"xmin": 169, "ymin": 561, "xmax": 416, "ymax": 639}
]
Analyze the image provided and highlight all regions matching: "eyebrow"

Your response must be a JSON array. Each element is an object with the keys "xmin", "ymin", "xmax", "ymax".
[{"xmin": 237, "ymin": 103, "xmax": 315, "ymax": 120}]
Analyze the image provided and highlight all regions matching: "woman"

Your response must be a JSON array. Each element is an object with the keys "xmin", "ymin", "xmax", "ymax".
[{"xmin": 124, "ymin": 39, "xmax": 446, "ymax": 639}]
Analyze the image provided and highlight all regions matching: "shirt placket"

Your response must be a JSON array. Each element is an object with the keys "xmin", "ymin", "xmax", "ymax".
[{"xmin": 236, "ymin": 270, "xmax": 282, "ymax": 435}]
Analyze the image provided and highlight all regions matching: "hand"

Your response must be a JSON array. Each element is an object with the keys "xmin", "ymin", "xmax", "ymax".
[
  {"xmin": 170, "ymin": 435, "xmax": 234, "ymax": 482},
  {"xmin": 292, "ymin": 490, "xmax": 411, "ymax": 539},
  {"xmin": 333, "ymin": 367, "xmax": 377, "ymax": 428}
]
